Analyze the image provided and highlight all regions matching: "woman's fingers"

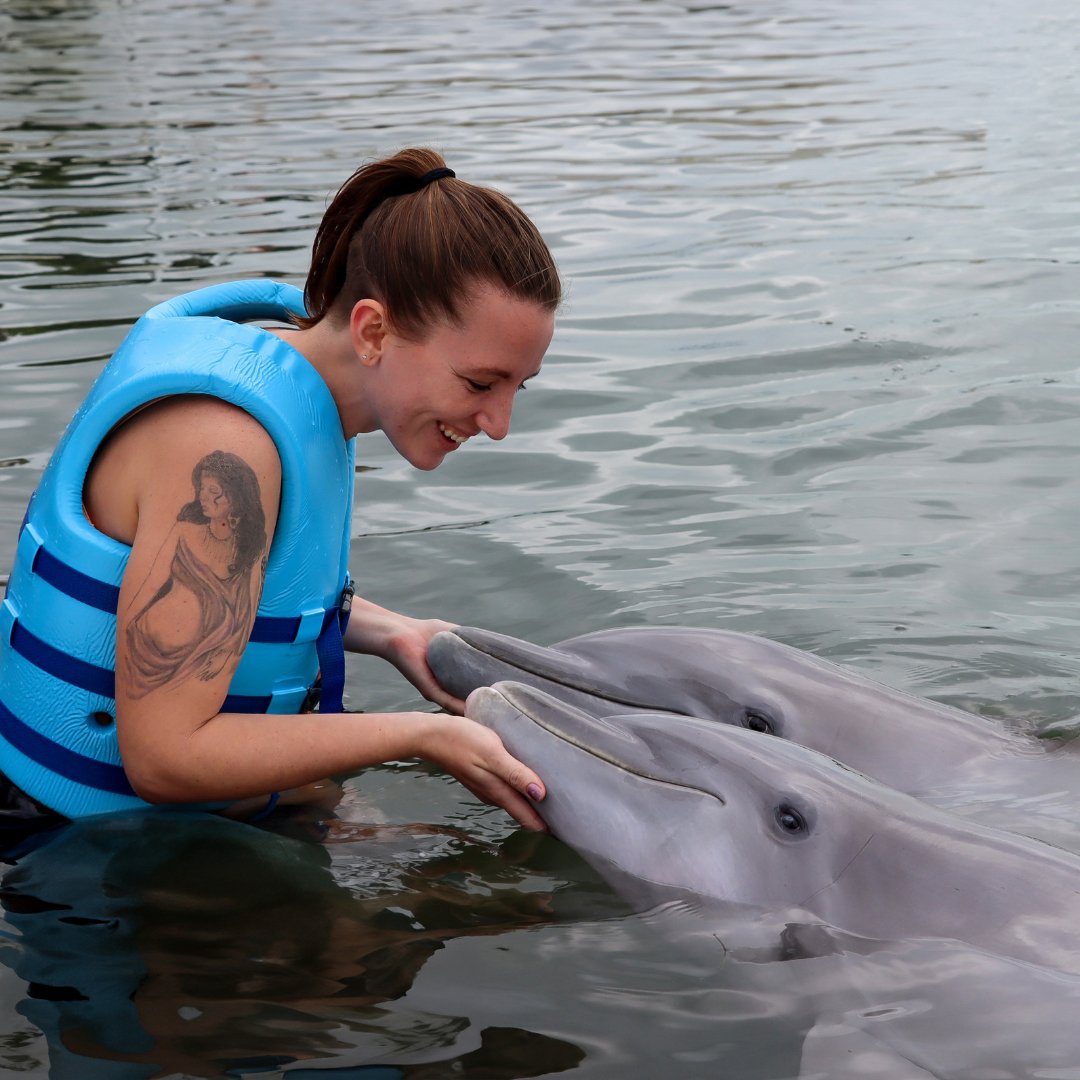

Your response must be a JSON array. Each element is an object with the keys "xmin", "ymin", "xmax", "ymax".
[
  {"xmin": 421, "ymin": 715, "xmax": 548, "ymax": 831},
  {"xmin": 497, "ymin": 786, "xmax": 548, "ymax": 833},
  {"xmin": 469, "ymin": 733, "xmax": 548, "ymax": 832},
  {"xmin": 459, "ymin": 768, "xmax": 548, "ymax": 833},
  {"xmin": 414, "ymin": 667, "xmax": 466, "ymax": 714}
]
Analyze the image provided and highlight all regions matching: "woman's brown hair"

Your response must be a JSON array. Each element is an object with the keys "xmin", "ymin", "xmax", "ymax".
[{"xmin": 298, "ymin": 148, "xmax": 561, "ymax": 337}]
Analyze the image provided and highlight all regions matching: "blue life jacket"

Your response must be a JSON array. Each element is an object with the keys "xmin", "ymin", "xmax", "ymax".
[{"xmin": 0, "ymin": 280, "xmax": 356, "ymax": 818}]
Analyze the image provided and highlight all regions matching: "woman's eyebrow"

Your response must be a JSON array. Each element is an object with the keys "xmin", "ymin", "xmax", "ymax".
[{"xmin": 468, "ymin": 365, "xmax": 543, "ymax": 381}]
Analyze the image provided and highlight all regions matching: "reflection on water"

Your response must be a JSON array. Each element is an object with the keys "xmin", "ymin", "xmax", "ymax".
[
  {"xmin": 3, "ymin": 0, "xmax": 1080, "ymax": 1075},
  {"xmin": 1, "ymin": 811, "xmax": 599, "ymax": 1077}
]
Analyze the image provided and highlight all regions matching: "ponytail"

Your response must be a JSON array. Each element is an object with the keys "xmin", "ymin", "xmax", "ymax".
[{"xmin": 297, "ymin": 148, "xmax": 560, "ymax": 337}]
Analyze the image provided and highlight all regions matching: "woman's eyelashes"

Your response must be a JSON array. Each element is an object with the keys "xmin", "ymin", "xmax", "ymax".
[{"xmin": 462, "ymin": 374, "xmax": 531, "ymax": 393}]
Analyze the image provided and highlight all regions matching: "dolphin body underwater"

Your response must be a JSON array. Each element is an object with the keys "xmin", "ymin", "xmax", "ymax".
[
  {"xmin": 430, "ymin": 625, "xmax": 1080, "ymax": 845},
  {"xmin": 466, "ymin": 681, "xmax": 1080, "ymax": 977}
]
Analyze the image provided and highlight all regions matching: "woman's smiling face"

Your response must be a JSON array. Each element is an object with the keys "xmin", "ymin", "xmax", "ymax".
[{"xmin": 365, "ymin": 283, "xmax": 555, "ymax": 471}]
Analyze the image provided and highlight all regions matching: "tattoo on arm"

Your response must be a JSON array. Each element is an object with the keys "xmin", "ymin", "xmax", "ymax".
[{"xmin": 124, "ymin": 450, "xmax": 269, "ymax": 698}]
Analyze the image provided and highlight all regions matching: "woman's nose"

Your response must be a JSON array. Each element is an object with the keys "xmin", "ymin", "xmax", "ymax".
[{"xmin": 477, "ymin": 393, "xmax": 514, "ymax": 441}]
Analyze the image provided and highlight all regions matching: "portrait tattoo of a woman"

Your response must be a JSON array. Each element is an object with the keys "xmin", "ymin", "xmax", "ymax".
[{"xmin": 124, "ymin": 450, "xmax": 268, "ymax": 697}]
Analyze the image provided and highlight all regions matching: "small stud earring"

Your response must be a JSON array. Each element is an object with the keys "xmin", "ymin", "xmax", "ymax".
[{"xmin": 359, "ymin": 353, "xmax": 369, "ymax": 361}]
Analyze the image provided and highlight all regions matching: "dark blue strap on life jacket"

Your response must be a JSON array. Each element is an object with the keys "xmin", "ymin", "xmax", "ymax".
[
  {"xmin": 247, "ymin": 789, "xmax": 280, "ymax": 822},
  {"xmin": 32, "ymin": 546, "xmax": 120, "ymax": 614},
  {"xmin": 12, "ymin": 621, "xmax": 115, "ymax": 698},
  {"xmin": 313, "ymin": 579, "xmax": 353, "ymax": 714}
]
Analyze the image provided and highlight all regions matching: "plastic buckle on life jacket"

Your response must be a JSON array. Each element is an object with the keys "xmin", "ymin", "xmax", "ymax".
[
  {"xmin": 338, "ymin": 578, "xmax": 354, "ymax": 632},
  {"xmin": 299, "ymin": 676, "xmax": 322, "ymax": 714}
]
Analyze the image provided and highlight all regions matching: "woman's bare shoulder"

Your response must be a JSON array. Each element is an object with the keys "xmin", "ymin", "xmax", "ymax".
[{"xmin": 85, "ymin": 396, "xmax": 280, "ymax": 545}]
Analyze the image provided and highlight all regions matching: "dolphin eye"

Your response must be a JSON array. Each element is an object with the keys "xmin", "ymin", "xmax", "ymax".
[
  {"xmin": 775, "ymin": 804, "xmax": 808, "ymax": 835},
  {"xmin": 743, "ymin": 710, "xmax": 774, "ymax": 735}
]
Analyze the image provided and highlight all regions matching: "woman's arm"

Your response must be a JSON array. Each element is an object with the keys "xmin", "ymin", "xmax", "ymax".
[{"xmin": 89, "ymin": 396, "xmax": 545, "ymax": 829}]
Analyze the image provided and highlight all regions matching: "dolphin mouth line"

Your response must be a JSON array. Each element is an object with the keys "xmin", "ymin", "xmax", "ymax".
[
  {"xmin": 457, "ymin": 633, "xmax": 695, "ymax": 716},
  {"xmin": 557, "ymin": 682, "xmax": 693, "ymax": 716},
  {"xmin": 503, "ymin": 691, "xmax": 725, "ymax": 807}
]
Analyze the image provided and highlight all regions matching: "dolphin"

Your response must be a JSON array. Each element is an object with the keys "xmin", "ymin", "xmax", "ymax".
[
  {"xmin": 466, "ymin": 680, "xmax": 1080, "ymax": 977},
  {"xmin": 431, "ymin": 625, "xmax": 1080, "ymax": 845}
]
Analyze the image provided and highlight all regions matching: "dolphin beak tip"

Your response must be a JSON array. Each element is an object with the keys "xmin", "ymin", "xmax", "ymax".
[{"xmin": 464, "ymin": 685, "xmax": 504, "ymax": 719}]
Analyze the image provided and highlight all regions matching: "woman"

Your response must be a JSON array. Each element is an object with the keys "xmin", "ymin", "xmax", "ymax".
[{"xmin": 0, "ymin": 148, "xmax": 558, "ymax": 831}]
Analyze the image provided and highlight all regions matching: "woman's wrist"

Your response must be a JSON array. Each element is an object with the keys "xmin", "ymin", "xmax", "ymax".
[
  {"xmin": 411, "ymin": 709, "xmax": 466, "ymax": 765},
  {"xmin": 343, "ymin": 597, "xmax": 412, "ymax": 656}
]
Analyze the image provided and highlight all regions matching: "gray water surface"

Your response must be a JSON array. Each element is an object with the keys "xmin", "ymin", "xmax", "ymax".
[{"xmin": 2, "ymin": 1, "xmax": 1080, "ymax": 1076}]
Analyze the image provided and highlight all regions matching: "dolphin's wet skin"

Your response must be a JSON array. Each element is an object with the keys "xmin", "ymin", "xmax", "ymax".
[{"xmin": 465, "ymin": 678, "xmax": 1080, "ymax": 1078}]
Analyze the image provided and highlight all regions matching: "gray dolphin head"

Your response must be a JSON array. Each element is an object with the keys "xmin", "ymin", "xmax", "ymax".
[
  {"xmin": 431, "ymin": 625, "xmax": 1011, "ymax": 795},
  {"xmin": 467, "ymin": 681, "xmax": 910, "ymax": 915}
]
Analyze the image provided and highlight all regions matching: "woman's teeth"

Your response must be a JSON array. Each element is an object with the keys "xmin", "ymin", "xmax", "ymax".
[{"xmin": 440, "ymin": 424, "xmax": 469, "ymax": 445}]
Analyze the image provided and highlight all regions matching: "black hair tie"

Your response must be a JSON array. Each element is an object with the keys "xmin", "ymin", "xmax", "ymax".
[
  {"xmin": 416, "ymin": 166, "xmax": 455, "ymax": 187},
  {"xmin": 390, "ymin": 167, "xmax": 456, "ymax": 197}
]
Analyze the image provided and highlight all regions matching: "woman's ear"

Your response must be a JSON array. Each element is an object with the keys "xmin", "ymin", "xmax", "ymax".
[{"xmin": 350, "ymin": 299, "xmax": 387, "ymax": 365}]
